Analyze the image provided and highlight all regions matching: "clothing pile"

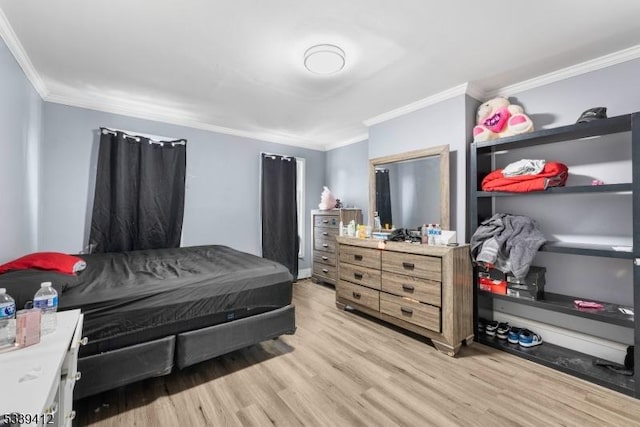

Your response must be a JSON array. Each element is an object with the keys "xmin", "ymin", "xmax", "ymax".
[
  {"xmin": 482, "ymin": 159, "xmax": 569, "ymax": 192},
  {"xmin": 470, "ymin": 213, "xmax": 546, "ymax": 280}
]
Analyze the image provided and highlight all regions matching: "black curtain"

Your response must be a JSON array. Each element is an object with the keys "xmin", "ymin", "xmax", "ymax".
[
  {"xmin": 376, "ymin": 169, "xmax": 392, "ymax": 228},
  {"xmin": 261, "ymin": 153, "xmax": 299, "ymax": 280},
  {"xmin": 89, "ymin": 129, "xmax": 187, "ymax": 253}
]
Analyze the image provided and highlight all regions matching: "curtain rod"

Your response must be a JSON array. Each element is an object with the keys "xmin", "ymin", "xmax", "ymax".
[
  {"xmin": 261, "ymin": 151, "xmax": 294, "ymax": 161},
  {"xmin": 101, "ymin": 127, "xmax": 186, "ymax": 146}
]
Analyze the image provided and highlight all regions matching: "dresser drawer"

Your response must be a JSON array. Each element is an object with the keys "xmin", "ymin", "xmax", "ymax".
[
  {"xmin": 381, "ymin": 271, "xmax": 441, "ymax": 307},
  {"xmin": 337, "ymin": 280, "xmax": 380, "ymax": 311},
  {"xmin": 314, "ymin": 227, "xmax": 338, "ymax": 239},
  {"xmin": 340, "ymin": 264, "xmax": 381, "ymax": 290},
  {"xmin": 381, "ymin": 251, "xmax": 441, "ymax": 281},
  {"xmin": 339, "ymin": 245, "xmax": 380, "ymax": 269},
  {"xmin": 313, "ymin": 263, "xmax": 336, "ymax": 280},
  {"xmin": 380, "ymin": 293, "xmax": 440, "ymax": 332},
  {"xmin": 315, "ymin": 236, "xmax": 336, "ymax": 253},
  {"xmin": 314, "ymin": 215, "xmax": 339, "ymax": 228},
  {"xmin": 314, "ymin": 250, "xmax": 336, "ymax": 266}
]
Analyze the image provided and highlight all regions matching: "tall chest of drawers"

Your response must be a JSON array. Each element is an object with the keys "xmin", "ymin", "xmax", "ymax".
[
  {"xmin": 336, "ymin": 236, "xmax": 473, "ymax": 356},
  {"xmin": 311, "ymin": 209, "xmax": 362, "ymax": 285}
]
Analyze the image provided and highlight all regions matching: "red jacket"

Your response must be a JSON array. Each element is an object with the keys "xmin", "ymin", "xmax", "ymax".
[{"xmin": 481, "ymin": 162, "xmax": 569, "ymax": 192}]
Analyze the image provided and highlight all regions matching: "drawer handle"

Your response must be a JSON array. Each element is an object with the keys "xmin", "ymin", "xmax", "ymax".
[
  {"xmin": 352, "ymin": 292, "xmax": 361, "ymax": 299},
  {"xmin": 402, "ymin": 262, "xmax": 415, "ymax": 270},
  {"xmin": 322, "ymin": 256, "xmax": 328, "ymax": 261},
  {"xmin": 322, "ymin": 268, "xmax": 329, "ymax": 273},
  {"xmin": 354, "ymin": 254, "xmax": 363, "ymax": 261},
  {"xmin": 323, "ymin": 219, "xmax": 329, "ymax": 223},
  {"xmin": 400, "ymin": 306, "xmax": 413, "ymax": 315},
  {"xmin": 322, "ymin": 243, "xmax": 329, "ymax": 248},
  {"xmin": 322, "ymin": 231, "xmax": 329, "ymax": 236},
  {"xmin": 402, "ymin": 284, "xmax": 415, "ymax": 292},
  {"xmin": 353, "ymin": 272, "xmax": 363, "ymax": 280}
]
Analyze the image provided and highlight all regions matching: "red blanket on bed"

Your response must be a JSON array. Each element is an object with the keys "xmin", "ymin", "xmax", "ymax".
[{"xmin": 481, "ymin": 162, "xmax": 569, "ymax": 192}]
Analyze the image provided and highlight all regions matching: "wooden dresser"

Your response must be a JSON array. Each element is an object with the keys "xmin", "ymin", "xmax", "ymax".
[
  {"xmin": 311, "ymin": 209, "xmax": 362, "ymax": 285},
  {"xmin": 336, "ymin": 236, "xmax": 473, "ymax": 356}
]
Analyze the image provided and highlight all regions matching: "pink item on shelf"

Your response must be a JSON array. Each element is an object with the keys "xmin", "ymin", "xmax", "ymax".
[
  {"xmin": 574, "ymin": 300, "xmax": 604, "ymax": 310},
  {"xmin": 591, "ymin": 179, "xmax": 604, "ymax": 186}
]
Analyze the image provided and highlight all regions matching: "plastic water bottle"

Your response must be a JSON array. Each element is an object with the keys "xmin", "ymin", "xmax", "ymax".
[
  {"xmin": 0, "ymin": 288, "xmax": 16, "ymax": 348},
  {"xmin": 34, "ymin": 282, "xmax": 58, "ymax": 335},
  {"xmin": 434, "ymin": 224, "xmax": 442, "ymax": 245},
  {"xmin": 427, "ymin": 224, "xmax": 436, "ymax": 245}
]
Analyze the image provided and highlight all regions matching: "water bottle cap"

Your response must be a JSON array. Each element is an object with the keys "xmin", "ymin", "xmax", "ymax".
[{"xmin": 41, "ymin": 282, "xmax": 52, "ymax": 287}]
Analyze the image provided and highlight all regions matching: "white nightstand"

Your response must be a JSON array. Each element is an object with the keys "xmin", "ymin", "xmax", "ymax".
[{"xmin": 0, "ymin": 310, "xmax": 85, "ymax": 426}]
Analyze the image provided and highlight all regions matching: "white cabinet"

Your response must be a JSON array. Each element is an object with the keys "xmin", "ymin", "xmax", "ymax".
[{"xmin": 0, "ymin": 310, "xmax": 84, "ymax": 426}]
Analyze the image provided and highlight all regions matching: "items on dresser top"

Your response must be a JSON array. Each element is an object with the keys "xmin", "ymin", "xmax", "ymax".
[
  {"xmin": 311, "ymin": 209, "xmax": 362, "ymax": 285},
  {"xmin": 335, "ymin": 236, "xmax": 473, "ymax": 356}
]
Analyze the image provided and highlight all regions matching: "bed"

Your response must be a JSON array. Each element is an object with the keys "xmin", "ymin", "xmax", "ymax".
[{"xmin": 0, "ymin": 245, "xmax": 296, "ymax": 399}]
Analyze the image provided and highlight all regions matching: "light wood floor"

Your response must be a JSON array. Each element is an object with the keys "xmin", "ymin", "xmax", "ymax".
[{"xmin": 75, "ymin": 279, "xmax": 640, "ymax": 426}]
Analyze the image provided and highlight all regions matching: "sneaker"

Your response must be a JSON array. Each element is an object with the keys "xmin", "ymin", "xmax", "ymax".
[
  {"xmin": 518, "ymin": 329, "xmax": 542, "ymax": 347},
  {"xmin": 485, "ymin": 320, "xmax": 499, "ymax": 337},
  {"xmin": 478, "ymin": 318, "xmax": 487, "ymax": 335},
  {"xmin": 507, "ymin": 327, "xmax": 524, "ymax": 344},
  {"xmin": 496, "ymin": 322, "xmax": 510, "ymax": 340}
]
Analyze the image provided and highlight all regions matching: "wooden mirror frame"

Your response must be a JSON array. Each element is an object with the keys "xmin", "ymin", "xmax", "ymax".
[{"xmin": 369, "ymin": 144, "xmax": 450, "ymax": 230}]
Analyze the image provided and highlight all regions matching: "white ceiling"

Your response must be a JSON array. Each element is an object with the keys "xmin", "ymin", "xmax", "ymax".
[{"xmin": 1, "ymin": 1, "xmax": 640, "ymax": 150}]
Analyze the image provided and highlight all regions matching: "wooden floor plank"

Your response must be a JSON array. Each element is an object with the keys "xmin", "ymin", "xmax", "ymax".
[{"xmin": 75, "ymin": 279, "xmax": 640, "ymax": 426}]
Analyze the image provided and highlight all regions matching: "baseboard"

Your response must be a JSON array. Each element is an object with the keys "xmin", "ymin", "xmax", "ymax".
[{"xmin": 297, "ymin": 268, "xmax": 311, "ymax": 280}]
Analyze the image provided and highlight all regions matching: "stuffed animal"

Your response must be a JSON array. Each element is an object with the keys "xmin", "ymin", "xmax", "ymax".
[
  {"xmin": 318, "ymin": 186, "xmax": 337, "ymax": 210},
  {"xmin": 473, "ymin": 97, "xmax": 534, "ymax": 142}
]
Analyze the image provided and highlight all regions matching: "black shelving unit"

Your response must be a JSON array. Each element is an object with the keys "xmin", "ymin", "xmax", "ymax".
[
  {"xmin": 470, "ymin": 112, "xmax": 640, "ymax": 398},
  {"xmin": 479, "ymin": 336, "xmax": 635, "ymax": 395}
]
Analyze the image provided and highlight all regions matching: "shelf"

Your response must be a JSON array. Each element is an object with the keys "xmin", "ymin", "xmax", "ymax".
[
  {"xmin": 478, "ymin": 336, "xmax": 635, "ymax": 396},
  {"xmin": 476, "ymin": 183, "xmax": 632, "ymax": 197},
  {"xmin": 473, "ymin": 114, "xmax": 632, "ymax": 152},
  {"xmin": 479, "ymin": 291, "xmax": 634, "ymax": 327},
  {"xmin": 539, "ymin": 241, "xmax": 634, "ymax": 259}
]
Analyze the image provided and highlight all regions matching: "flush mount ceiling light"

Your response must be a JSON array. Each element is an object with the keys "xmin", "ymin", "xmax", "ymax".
[{"xmin": 304, "ymin": 44, "xmax": 345, "ymax": 75}]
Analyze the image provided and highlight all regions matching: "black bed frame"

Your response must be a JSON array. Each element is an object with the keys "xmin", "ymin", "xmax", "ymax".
[{"xmin": 74, "ymin": 305, "xmax": 296, "ymax": 399}]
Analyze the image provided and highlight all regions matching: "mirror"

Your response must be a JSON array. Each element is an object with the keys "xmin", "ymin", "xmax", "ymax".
[{"xmin": 369, "ymin": 145, "xmax": 450, "ymax": 230}]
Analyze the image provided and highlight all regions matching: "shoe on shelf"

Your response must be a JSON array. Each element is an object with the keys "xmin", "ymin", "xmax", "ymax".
[
  {"xmin": 478, "ymin": 318, "xmax": 487, "ymax": 335},
  {"xmin": 507, "ymin": 327, "xmax": 524, "ymax": 344},
  {"xmin": 518, "ymin": 329, "xmax": 542, "ymax": 347},
  {"xmin": 485, "ymin": 320, "xmax": 499, "ymax": 337},
  {"xmin": 496, "ymin": 322, "xmax": 510, "ymax": 340}
]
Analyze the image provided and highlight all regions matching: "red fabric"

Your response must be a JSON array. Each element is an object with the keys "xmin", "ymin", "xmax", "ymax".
[
  {"xmin": 481, "ymin": 161, "xmax": 569, "ymax": 192},
  {"xmin": 0, "ymin": 252, "xmax": 84, "ymax": 275}
]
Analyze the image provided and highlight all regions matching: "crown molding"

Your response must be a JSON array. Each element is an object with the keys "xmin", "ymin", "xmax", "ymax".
[
  {"xmin": 489, "ymin": 44, "xmax": 640, "ymax": 98},
  {"xmin": 323, "ymin": 133, "xmax": 368, "ymax": 151},
  {"xmin": 45, "ymin": 91, "xmax": 327, "ymax": 151},
  {"xmin": 363, "ymin": 83, "xmax": 472, "ymax": 127},
  {"xmin": 464, "ymin": 81, "xmax": 487, "ymax": 101},
  {"xmin": 0, "ymin": 8, "xmax": 48, "ymax": 98}
]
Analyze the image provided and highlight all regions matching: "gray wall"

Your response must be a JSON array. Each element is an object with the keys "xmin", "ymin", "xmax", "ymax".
[
  {"xmin": 39, "ymin": 103, "xmax": 326, "ymax": 271},
  {"xmin": 0, "ymin": 37, "xmax": 41, "ymax": 262},
  {"xmin": 368, "ymin": 95, "xmax": 471, "ymax": 240},
  {"xmin": 324, "ymin": 140, "xmax": 369, "ymax": 220}
]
